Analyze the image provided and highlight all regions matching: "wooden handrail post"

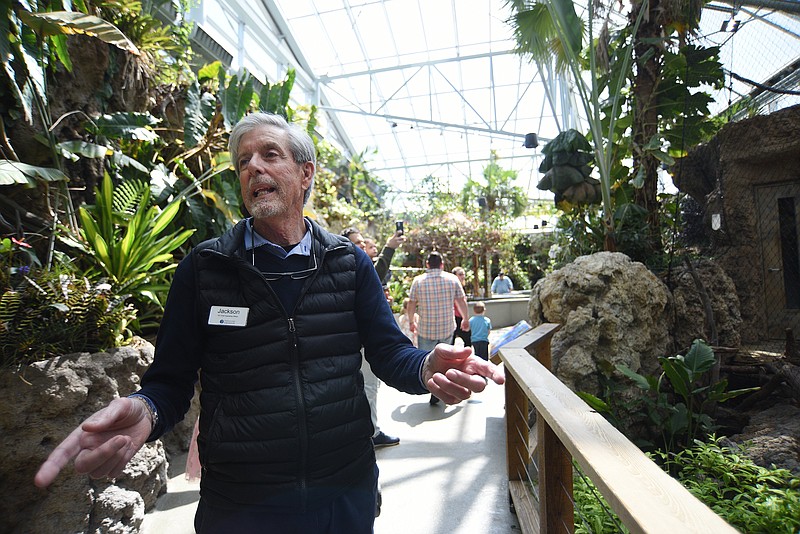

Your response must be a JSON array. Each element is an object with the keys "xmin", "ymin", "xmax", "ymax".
[
  {"xmin": 522, "ymin": 324, "xmax": 572, "ymax": 533},
  {"xmin": 505, "ymin": 371, "xmax": 529, "ymax": 483},
  {"xmin": 539, "ymin": 421, "xmax": 574, "ymax": 533}
]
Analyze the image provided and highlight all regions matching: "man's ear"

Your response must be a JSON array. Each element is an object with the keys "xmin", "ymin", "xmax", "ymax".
[{"xmin": 301, "ymin": 161, "xmax": 315, "ymax": 189}]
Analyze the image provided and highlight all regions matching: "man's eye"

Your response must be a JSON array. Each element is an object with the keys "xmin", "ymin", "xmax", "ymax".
[
  {"xmin": 265, "ymin": 151, "xmax": 280, "ymax": 159},
  {"xmin": 239, "ymin": 157, "xmax": 250, "ymax": 168}
]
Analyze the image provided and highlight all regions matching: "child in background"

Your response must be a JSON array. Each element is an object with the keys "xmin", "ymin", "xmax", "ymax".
[
  {"xmin": 397, "ymin": 297, "xmax": 418, "ymax": 347},
  {"xmin": 468, "ymin": 301, "xmax": 492, "ymax": 360}
]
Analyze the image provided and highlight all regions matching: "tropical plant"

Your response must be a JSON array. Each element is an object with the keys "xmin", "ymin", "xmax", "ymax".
[
  {"xmin": 537, "ymin": 129, "xmax": 599, "ymax": 206},
  {"xmin": 1, "ymin": 2, "xmax": 140, "ymax": 127},
  {"xmin": 573, "ymin": 463, "xmax": 629, "ymax": 533},
  {"xmin": 1, "ymin": 1, "xmax": 149, "ymax": 268},
  {"xmin": 614, "ymin": 339, "xmax": 757, "ymax": 453},
  {"xmin": 508, "ymin": 0, "xmax": 646, "ymax": 251},
  {"xmin": 72, "ymin": 171, "xmax": 194, "ymax": 331},
  {"xmin": 573, "ymin": 436, "xmax": 800, "ymax": 533},
  {"xmin": 93, "ymin": 0, "xmax": 196, "ymax": 86},
  {"xmin": 313, "ymin": 141, "xmax": 376, "ymax": 230},
  {"xmin": 460, "ymin": 151, "xmax": 528, "ymax": 225},
  {"xmin": 507, "ymin": 0, "xmax": 724, "ymax": 255}
]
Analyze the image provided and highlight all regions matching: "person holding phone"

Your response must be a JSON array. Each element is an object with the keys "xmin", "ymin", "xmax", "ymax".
[{"xmin": 373, "ymin": 225, "xmax": 406, "ymax": 285}]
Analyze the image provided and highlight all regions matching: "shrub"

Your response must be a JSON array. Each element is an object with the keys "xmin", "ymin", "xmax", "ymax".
[
  {"xmin": 0, "ymin": 266, "xmax": 136, "ymax": 367},
  {"xmin": 654, "ymin": 436, "xmax": 800, "ymax": 533}
]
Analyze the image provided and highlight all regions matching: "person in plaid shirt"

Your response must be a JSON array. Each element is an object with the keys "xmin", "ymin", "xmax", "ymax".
[{"xmin": 408, "ymin": 251, "xmax": 470, "ymax": 405}]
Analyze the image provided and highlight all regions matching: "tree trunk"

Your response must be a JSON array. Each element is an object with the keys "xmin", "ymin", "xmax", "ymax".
[{"xmin": 631, "ymin": 1, "xmax": 663, "ymax": 252}]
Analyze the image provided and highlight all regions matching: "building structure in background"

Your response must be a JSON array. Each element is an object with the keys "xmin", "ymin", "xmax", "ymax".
[{"xmin": 164, "ymin": 0, "xmax": 799, "ymax": 214}]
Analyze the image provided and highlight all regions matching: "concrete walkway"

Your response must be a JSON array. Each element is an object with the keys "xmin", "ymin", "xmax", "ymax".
[{"xmin": 142, "ymin": 330, "xmax": 520, "ymax": 533}]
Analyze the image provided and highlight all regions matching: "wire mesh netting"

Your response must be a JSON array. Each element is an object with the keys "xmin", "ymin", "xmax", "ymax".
[{"xmin": 670, "ymin": 104, "xmax": 800, "ymax": 345}]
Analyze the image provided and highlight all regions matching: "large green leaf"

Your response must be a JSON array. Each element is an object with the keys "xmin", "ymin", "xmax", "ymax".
[
  {"xmin": 57, "ymin": 141, "xmax": 109, "ymax": 160},
  {"xmin": 183, "ymin": 81, "xmax": 216, "ymax": 148},
  {"xmin": 660, "ymin": 356, "xmax": 691, "ymax": 399},
  {"xmin": 258, "ymin": 68, "xmax": 296, "ymax": 115},
  {"xmin": 548, "ymin": 0, "xmax": 583, "ymax": 58},
  {"xmin": 575, "ymin": 391, "xmax": 610, "ymax": 413},
  {"xmin": 0, "ymin": 160, "xmax": 68, "ymax": 186},
  {"xmin": 50, "ymin": 32, "xmax": 71, "ymax": 72},
  {"xmin": 108, "ymin": 152, "xmax": 149, "ymax": 174},
  {"xmin": 78, "ymin": 206, "xmax": 101, "ymax": 247},
  {"xmin": 198, "ymin": 61, "xmax": 223, "ymax": 83},
  {"xmin": 615, "ymin": 363, "xmax": 651, "ymax": 390},
  {"xmin": 20, "ymin": 38, "xmax": 47, "ymax": 106},
  {"xmin": 19, "ymin": 11, "xmax": 140, "ymax": 55},
  {"xmin": 221, "ymin": 73, "xmax": 255, "ymax": 129},
  {"xmin": 150, "ymin": 200, "xmax": 182, "ymax": 237},
  {"xmin": 88, "ymin": 112, "xmax": 160, "ymax": 142},
  {"xmin": 683, "ymin": 339, "xmax": 716, "ymax": 377},
  {"xmin": 0, "ymin": 48, "xmax": 30, "ymax": 121}
]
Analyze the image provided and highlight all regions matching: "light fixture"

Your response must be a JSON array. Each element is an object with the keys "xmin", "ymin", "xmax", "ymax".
[{"xmin": 523, "ymin": 133, "xmax": 538, "ymax": 148}]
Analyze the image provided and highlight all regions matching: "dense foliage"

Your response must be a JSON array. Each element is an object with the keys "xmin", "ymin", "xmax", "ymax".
[
  {"xmin": 574, "ymin": 437, "xmax": 800, "ymax": 533},
  {"xmin": 508, "ymin": 0, "xmax": 725, "ymax": 257},
  {"xmin": 0, "ymin": 264, "xmax": 136, "ymax": 367},
  {"xmin": 655, "ymin": 437, "xmax": 800, "ymax": 533},
  {"xmin": 0, "ymin": 2, "xmax": 396, "ymax": 358}
]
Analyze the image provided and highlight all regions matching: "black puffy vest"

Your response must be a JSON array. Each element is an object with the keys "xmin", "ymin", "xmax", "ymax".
[{"xmin": 191, "ymin": 219, "xmax": 374, "ymax": 511}]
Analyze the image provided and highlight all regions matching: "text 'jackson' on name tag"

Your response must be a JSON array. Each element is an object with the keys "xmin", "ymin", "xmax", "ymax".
[{"xmin": 208, "ymin": 305, "xmax": 249, "ymax": 327}]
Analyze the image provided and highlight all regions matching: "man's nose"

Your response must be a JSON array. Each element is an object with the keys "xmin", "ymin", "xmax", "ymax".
[{"xmin": 248, "ymin": 152, "xmax": 268, "ymax": 172}]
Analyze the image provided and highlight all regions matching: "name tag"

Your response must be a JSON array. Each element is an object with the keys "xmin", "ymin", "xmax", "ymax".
[{"xmin": 208, "ymin": 305, "xmax": 249, "ymax": 327}]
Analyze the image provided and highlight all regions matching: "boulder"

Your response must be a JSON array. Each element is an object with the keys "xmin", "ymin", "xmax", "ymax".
[
  {"xmin": 528, "ymin": 252, "xmax": 673, "ymax": 397},
  {"xmin": 728, "ymin": 403, "xmax": 800, "ymax": 476},
  {"xmin": 0, "ymin": 338, "xmax": 167, "ymax": 534}
]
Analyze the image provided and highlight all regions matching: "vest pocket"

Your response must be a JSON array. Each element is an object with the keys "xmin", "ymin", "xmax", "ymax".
[{"xmin": 201, "ymin": 401, "xmax": 224, "ymax": 466}]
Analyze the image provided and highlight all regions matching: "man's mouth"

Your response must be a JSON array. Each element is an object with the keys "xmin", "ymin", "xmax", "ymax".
[{"xmin": 253, "ymin": 183, "xmax": 277, "ymax": 198}]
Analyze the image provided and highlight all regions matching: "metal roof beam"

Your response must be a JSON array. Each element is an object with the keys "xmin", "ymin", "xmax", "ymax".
[
  {"xmin": 315, "ymin": 106, "xmax": 542, "ymax": 141},
  {"xmin": 318, "ymin": 50, "xmax": 517, "ymax": 82},
  {"xmin": 710, "ymin": 0, "xmax": 800, "ymax": 15},
  {"xmin": 372, "ymin": 152, "xmax": 547, "ymax": 172},
  {"xmin": 260, "ymin": 0, "xmax": 359, "ymax": 157}
]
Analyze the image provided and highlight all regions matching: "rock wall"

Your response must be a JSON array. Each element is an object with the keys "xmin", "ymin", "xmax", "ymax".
[
  {"xmin": 667, "ymin": 257, "xmax": 743, "ymax": 350},
  {"xmin": 0, "ymin": 339, "xmax": 167, "ymax": 534},
  {"xmin": 729, "ymin": 403, "xmax": 800, "ymax": 476},
  {"xmin": 672, "ymin": 104, "xmax": 800, "ymax": 343}
]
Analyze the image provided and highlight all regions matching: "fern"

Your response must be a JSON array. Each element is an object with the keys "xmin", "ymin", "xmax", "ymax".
[
  {"xmin": 112, "ymin": 178, "xmax": 149, "ymax": 215},
  {"xmin": 0, "ymin": 269, "xmax": 136, "ymax": 368}
]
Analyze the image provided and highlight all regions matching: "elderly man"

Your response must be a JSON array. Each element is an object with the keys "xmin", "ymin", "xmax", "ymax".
[{"xmin": 34, "ymin": 113, "xmax": 503, "ymax": 533}]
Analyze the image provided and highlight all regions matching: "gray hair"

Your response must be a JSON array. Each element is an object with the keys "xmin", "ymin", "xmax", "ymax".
[{"xmin": 228, "ymin": 113, "xmax": 316, "ymax": 204}]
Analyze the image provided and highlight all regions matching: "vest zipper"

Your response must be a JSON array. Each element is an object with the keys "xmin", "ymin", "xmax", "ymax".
[{"xmin": 288, "ymin": 317, "xmax": 309, "ymax": 508}]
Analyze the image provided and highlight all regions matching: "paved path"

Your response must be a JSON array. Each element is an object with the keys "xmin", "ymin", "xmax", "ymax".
[{"xmin": 142, "ymin": 329, "xmax": 520, "ymax": 533}]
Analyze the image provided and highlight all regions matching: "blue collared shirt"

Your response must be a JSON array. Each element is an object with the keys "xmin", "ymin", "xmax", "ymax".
[{"xmin": 244, "ymin": 217, "xmax": 312, "ymax": 258}]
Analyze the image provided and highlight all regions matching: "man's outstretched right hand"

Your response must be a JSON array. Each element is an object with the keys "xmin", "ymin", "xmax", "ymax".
[{"xmin": 34, "ymin": 397, "xmax": 152, "ymax": 489}]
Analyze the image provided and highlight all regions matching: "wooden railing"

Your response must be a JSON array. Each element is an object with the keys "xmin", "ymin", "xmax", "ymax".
[{"xmin": 499, "ymin": 323, "xmax": 740, "ymax": 534}]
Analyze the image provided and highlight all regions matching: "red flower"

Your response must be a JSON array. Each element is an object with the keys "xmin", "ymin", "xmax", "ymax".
[{"xmin": 11, "ymin": 237, "xmax": 32, "ymax": 248}]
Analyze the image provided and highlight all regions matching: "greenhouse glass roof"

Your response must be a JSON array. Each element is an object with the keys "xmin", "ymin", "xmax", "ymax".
[{"xmin": 252, "ymin": 0, "xmax": 800, "ymax": 211}]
